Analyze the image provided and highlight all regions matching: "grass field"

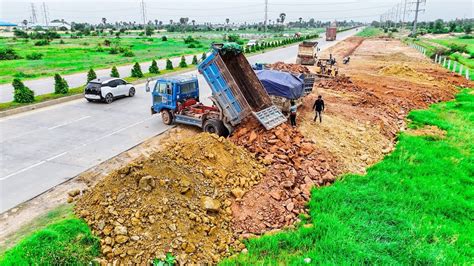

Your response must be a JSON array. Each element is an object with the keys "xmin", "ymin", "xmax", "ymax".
[
  {"xmin": 0, "ymin": 204, "xmax": 100, "ymax": 265},
  {"xmin": 0, "ymin": 36, "xmax": 214, "ymax": 84},
  {"xmin": 222, "ymin": 89, "xmax": 474, "ymax": 265},
  {"xmin": 356, "ymin": 27, "xmax": 383, "ymax": 37}
]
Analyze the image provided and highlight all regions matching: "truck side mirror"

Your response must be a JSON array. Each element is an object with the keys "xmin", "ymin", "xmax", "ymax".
[{"xmin": 146, "ymin": 78, "xmax": 151, "ymax": 92}]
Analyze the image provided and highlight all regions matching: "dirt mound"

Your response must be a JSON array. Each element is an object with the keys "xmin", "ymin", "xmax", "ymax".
[
  {"xmin": 269, "ymin": 61, "xmax": 310, "ymax": 73},
  {"xmin": 372, "ymin": 52, "xmax": 417, "ymax": 62},
  {"xmin": 75, "ymin": 133, "xmax": 265, "ymax": 264},
  {"xmin": 379, "ymin": 64, "xmax": 430, "ymax": 79},
  {"xmin": 229, "ymin": 118, "xmax": 342, "ymax": 234}
]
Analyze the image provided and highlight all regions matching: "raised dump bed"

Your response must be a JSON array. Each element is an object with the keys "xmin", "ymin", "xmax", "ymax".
[{"xmin": 198, "ymin": 43, "xmax": 286, "ymax": 130}]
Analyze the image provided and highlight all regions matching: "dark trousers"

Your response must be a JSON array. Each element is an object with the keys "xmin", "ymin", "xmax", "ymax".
[
  {"xmin": 290, "ymin": 114, "xmax": 296, "ymax": 126},
  {"xmin": 314, "ymin": 111, "xmax": 322, "ymax": 122}
]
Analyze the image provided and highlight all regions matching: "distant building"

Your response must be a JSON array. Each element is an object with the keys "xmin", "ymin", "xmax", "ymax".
[
  {"xmin": 0, "ymin": 20, "xmax": 18, "ymax": 31},
  {"xmin": 29, "ymin": 21, "xmax": 71, "ymax": 31}
]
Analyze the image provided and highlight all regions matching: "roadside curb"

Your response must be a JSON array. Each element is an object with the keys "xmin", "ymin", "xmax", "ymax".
[{"xmin": 0, "ymin": 94, "xmax": 83, "ymax": 118}]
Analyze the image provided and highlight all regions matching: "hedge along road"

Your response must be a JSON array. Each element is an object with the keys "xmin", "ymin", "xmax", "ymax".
[{"xmin": 0, "ymin": 28, "xmax": 360, "ymax": 213}]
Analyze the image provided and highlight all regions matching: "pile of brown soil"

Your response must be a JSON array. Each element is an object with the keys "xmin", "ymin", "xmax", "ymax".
[
  {"xmin": 269, "ymin": 61, "xmax": 310, "ymax": 73},
  {"xmin": 229, "ymin": 118, "xmax": 342, "ymax": 234},
  {"xmin": 75, "ymin": 133, "xmax": 266, "ymax": 264}
]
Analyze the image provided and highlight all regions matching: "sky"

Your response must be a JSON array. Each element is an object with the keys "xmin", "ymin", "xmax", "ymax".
[{"xmin": 1, "ymin": 0, "xmax": 472, "ymax": 25}]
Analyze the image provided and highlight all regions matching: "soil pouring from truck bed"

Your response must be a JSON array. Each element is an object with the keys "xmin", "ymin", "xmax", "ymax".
[{"xmin": 75, "ymin": 133, "xmax": 266, "ymax": 264}]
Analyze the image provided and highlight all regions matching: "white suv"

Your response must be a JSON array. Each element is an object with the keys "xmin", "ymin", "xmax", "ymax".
[{"xmin": 84, "ymin": 77, "xmax": 135, "ymax": 104}]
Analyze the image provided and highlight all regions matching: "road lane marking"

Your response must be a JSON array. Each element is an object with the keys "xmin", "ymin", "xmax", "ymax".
[
  {"xmin": 0, "ymin": 116, "xmax": 155, "ymax": 181},
  {"xmin": 48, "ymin": 116, "xmax": 91, "ymax": 130}
]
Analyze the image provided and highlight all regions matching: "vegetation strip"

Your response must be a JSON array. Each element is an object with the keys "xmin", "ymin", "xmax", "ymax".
[{"xmin": 222, "ymin": 89, "xmax": 474, "ymax": 265}]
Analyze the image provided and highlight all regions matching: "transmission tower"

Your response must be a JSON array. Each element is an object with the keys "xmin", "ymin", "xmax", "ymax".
[
  {"xmin": 30, "ymin": 3, "xmax": 38, "ymax": 24},
  {"xmin": 140, "ymin": 0, "xmax": 147, "ymax": 27},
  {"xmin": 411, "ymin": 0, "xmax": 426, "ymax": 36},
  {"xmin": 42, "ymin": 2, "xmax": 49, "ymax": 26}
]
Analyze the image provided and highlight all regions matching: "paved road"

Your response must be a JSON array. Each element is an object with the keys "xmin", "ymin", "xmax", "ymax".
[
  {"xmin": 0, "ymin": 28, "xmax": 360, "ymax": 213},
  {"xmin": 0, "ymin": 54, "xmax": 200, "ymax": 103}
]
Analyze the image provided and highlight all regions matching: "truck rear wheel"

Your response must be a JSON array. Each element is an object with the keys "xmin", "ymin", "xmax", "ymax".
[
  {"xmin": 203, "ymin": 119, "xmax": 228, "ymax": 137},
  {"xmin": 161, "ymin": 110, "xmax": 173, "ymax": 125}
]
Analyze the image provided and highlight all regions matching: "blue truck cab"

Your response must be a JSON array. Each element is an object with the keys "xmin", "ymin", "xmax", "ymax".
[{"xmin": 149, "ymin": 76, "xmax": 199, "ymax": 115}]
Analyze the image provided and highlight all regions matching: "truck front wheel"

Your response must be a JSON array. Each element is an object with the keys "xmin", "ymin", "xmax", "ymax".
[
  {"xmin": 161, "ymin": 110, "xmax": 173, "ymax": 125},
  {"xmin": 203, "ymin": 119, "xmax": 228, "ymax": 137}
]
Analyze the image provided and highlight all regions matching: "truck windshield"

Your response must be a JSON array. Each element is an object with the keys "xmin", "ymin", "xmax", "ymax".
[{"xmin": 180, "ymin": 82, "xmax": 196, "ymax": 94}]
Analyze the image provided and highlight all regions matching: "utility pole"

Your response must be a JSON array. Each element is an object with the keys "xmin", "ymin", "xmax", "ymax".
[
  {"xmin": 30, "ymin": 3, "xmax": 38, "ymax": 24},
  {"xmin": 264, "ymin": 0, "xmax": 268, "ymax": 33},
  {"xmin": 402, "ymin": 0, "xmax": 408, "ymax": 29},
  {"xmin": 42, "ymin": 2, "xmax": 49, "ymax": 26},
  {"xmin": 411, "ymin": 0, "xmax": 426, "ymax": 36},
  {"xmin": 140, "ymin": 0, "xmax": 147, "ymax": 28}
]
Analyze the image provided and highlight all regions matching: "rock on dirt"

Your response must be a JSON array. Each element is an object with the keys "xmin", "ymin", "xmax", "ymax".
[{"xmin": 75, "ymin": 133, "xmax": 264, "ymax": 264}]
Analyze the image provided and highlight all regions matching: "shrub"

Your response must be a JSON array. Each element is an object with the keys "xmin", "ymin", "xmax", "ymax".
[
  {"xmin": 54, "ymin": 73, "xmax": 69, "ymax": 94},
  {"xmin": 87, "ymin": 68, "xmax": 97, "ymax": 83},
  {"xmin": 184, "ymin": 35, "xmax": 196, "ymax": 44},
  {"xmin": 122, "ymin": 50, "xmax": 135, "ymax": 57},
  {"xmin": 449, "ymin": 43, "xmax": 468, "ymax": 54},
  {"xmin": 0, "ymin": 48, "xmax": 22, "ymax": 60},
  {"xmin": 149, "ymin": 59, "xmax": 160, "ymax": 74},
  {"xmin": 192, "ymin": 55, "xmax": 198, "ymax": 65},
  {"xmin": 188, "ymin": 43, "xmax": 196, "ymax": 48},
  {"xmin": 34, "ymin": 39, "xmax": 50, "ymax": 46},
  {"xmin": 179, "ymin": 56, "xmax": 187, "ymax": 68},
  {"xmin": 59, "ymin": 39, "xmax": 65, "ymax": 44},
  {"xmin": 12, "ymin": 79, "xmax": 34, "ymax": 103},
  {"xmin": 0, "ymin": 219, "xmax": 100, "ymax": 265},
  {"xmin": 111, "ymin": 66, "xmax": 120, "ymax": 77},
  {"xmin": 162, "ymin": 36, "xmax": 168, "ymax": 41},
  {"xmin": 131, "ymin": 62, "xmax": 143, "ymax": 78},
  {"xmin": 201, "ymin": 52, "xmax": 207, "ymax": 61},
  {"xmin": 166, "ymin": 59, "xmax": 174, "ymax": 70},
  {"xmin": 25, "ymin": 52, "xmax": 43, "ymax": 60},
  {"xmin": 109, "ymin": 46, "xmax": 119, "ymax": 54},
  {"xmin": 13, "ymin": 29, "xmax": 28, "ymax": 38},
  {"xmin": 104, "ymin": 39, "xmax": 111, "ymax": 46}
]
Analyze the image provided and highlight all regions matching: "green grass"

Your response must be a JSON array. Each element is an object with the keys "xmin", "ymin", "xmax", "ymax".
[
  {"xmin": 0, "ymin": 205, "xmax": 100, "ymax": 264},
  {"xmin": 0, "ymin": 36, "xmax": 215, "ymax": 84},
  {"xmin": 356, "ymin": 27, "xmax": 383, "ymax": 37},
  {"xmin": 0, "ymin": 204, "xmax": 75, "ymax": 254},
  {"xmin": 222, "ymin": 89, "xmax": 474, "ymax": 265}
]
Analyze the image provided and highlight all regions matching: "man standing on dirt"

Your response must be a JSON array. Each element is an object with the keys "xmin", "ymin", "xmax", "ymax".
[
  {"xmin": 289, "ymin": 100, "xmax": 297, "ymax": 127},
  {"xmin": 313, "ymin": 95, "xmax": 325, "ymax": 123}
]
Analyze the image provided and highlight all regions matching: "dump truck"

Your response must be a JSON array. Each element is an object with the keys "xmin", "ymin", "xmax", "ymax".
[
  {"xmin": 326, "ymin": 21, "xmax": 337, "ymax": 41},
  {"xmin": 296, "ymin": 41, "xmax": 319, "ymax": 65},
  {"xmin": 147, "ymin": 43, "xmax": 287, "ymax": 136}
]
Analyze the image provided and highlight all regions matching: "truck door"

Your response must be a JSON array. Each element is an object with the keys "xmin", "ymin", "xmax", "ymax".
[{"xmin": 155, "ymin": 81, "xmax": 173, "ymax": 107}]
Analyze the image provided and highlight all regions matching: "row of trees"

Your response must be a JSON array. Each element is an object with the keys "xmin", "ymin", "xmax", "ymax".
[
  {"xmin": 371, "ymin": 18, "xmax": 473, "ymax": 35},
  {"xmin": 13, "ymin": 53, "xmax": 206, "ymax": 104}
]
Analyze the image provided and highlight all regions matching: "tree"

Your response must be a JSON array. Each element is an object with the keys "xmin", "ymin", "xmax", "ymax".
[
  {"xmin": 111, "ymin": 66, "xmax": 120, "ymax": 77},
  {"xmin": 225, "ymin": 18, "xmax": 230, "ymax": 31},
  {"xmin": 279, "ymin": 13, "xmax": 286, "ymax": 24},
  {"xmin": 464, "ymin": 24, "xmax": 472, "ymax": 34},
  {"xmin": 166, "ymin": 59, "xmax": 173, "ymax": 70},
  {"xmin": 12, "ymin": 78, "xmax": 34, "ymax": 103},
  {"xmin": 131, "ymin": 62, "xmax": 143, "ymax": 78},
  {"xmin": 145, "ymin": 26, "xmax": 154, "ymax": 36},
  {"xmin": 191, "ymin": 20, "xmax": 196, "ymax": 30},
  {"xmin": 179, "ymin": 56, "xmax": 187, "ymax": 68},
  {"xmin": 192, "ymin": 55, "xmax": 198, "ymax": 65},
  {"xmin": 201, "ymin": 52, "xmax": 207, "ymax": 61},
  {"xmin": 149, "ymin": 59, "xmax": 159, "ymax": 73},
  {"xmin": 299, "ymin": 17, "xmax": 303, "ymax": 28},
  {"xmin": 102, "ymin": 18, "xmax": 107, "ymax": 26},
  {"xmin": 54, "ymin": 73, "xmax": 69, "ymax": 94},
  {"xmin": 87, "ymin": 68, "xmax": 97, "ymax": 83},
  {"xmin": 434, "ymin": 19, "xmax": 444, "ymax": 33}
]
